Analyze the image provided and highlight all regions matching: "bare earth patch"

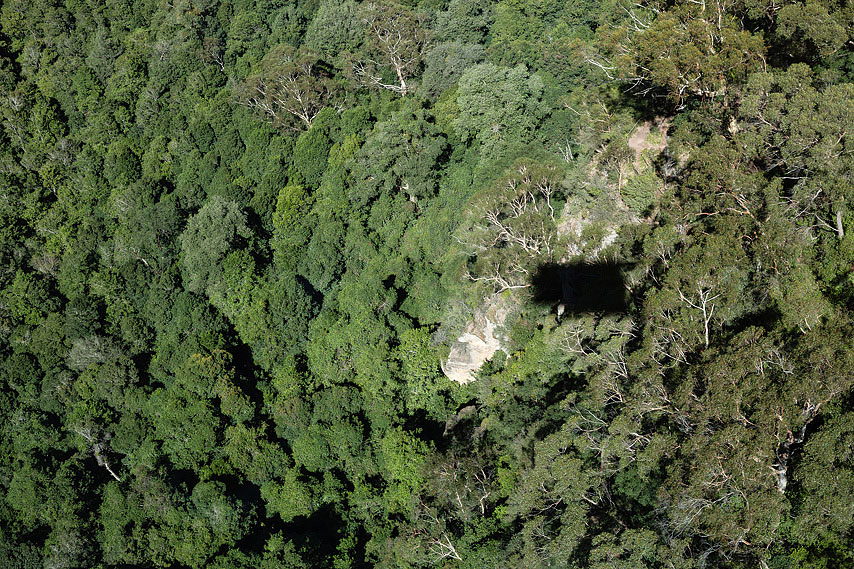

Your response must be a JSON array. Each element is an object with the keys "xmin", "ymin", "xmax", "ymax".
[{"xmin": 627, "ymin": 117, "xmax": 669, "ymax": 171}]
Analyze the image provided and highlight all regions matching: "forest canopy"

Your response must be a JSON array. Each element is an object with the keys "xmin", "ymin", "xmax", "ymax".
[{"xmin": 0, "ymin": 0, "xmax": 852, "ymax": 568}]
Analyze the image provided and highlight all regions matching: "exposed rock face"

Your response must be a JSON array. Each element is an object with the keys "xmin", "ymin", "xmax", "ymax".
[
  {"xmin": 442, "ymin": 128, "xmax": 661, "ymax": 383},
  {"xmin": 441, "ymin": 296, "xmax": 511, "ymax": 384}
]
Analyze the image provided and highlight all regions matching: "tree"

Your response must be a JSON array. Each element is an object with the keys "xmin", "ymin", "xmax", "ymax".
[
  {"xmin": 588, "ymin": 530, "xmax": 677, "ymax": 569},
  {"xmin": 434, "ymin": 0, "xmax": 494, "ymax": 44},
  {"xmin": 110, "ymin": 194, "xmax": 182, "ymax": 278},
  {"xmin": 292, "ymin": 118, "xmax": 333, "ymax": 187},
  {"xmin": 377, "ymin": 427, "xmax": 430, "ymax": 513},
  {"xmin": 791, "ymin": 411, "xmax": 854, "ymax": 542},
  {"xmin": 304, "ymin": 0, "xmax": 363, "ymax": 56},
  {"xmin": 505, "ymin": 419, "xmax": 598, "ymax": 566},
  {"xmin": 185, "ymin": 480, "xmax": 251, "ymax": 559},
  {"xmin": 261, "ymin": 467, "xmax": 317, "ymax": 523},
  {"xmin": 455, "ymin": 161, "xmax": 565, "ymax": 295},
  {"xmin": 419, "ymin": 41, "xmax": 485, "ymax": 100},
  {"xmin": 272, "ymin": 183, "xmax": 313, "ymax": 271},
  {"xmin": 239, "ymin": 45, "xmax": 337, "ymax": 130},
  {"xmin": 592, "ymin": 1, "xmax": 766, "ymax": 104},
  {"xmin": 774, "ymin": 0, "xmax": 848, "ymax": 61},
  {"xmin": 453, "ymin": 63, "xmax": 547, "ymax": 167},
  {"xmin": 737, "ymin": 65, "xmax": 854, "ymax": 240},
  {"xmin": 147, "ymin": 383, "xmax": 220, "ymax": 472},
  {"xmin": 395, "ymin": 327, "xmax": 449, "ymax": 418},
  {"xmin": 179, "ymin": 196, "xmax": 253, "ymax": 296},
  {"xmin": 352, "ymin": 2, "xmax": 431, "ymax": 96},
  {"xmin": 642, "ymin": 232, "xmax": 755, "ymax": 360},
  {"xmin": 349, "ymin": 104, "xmax": 447, "ymax": 208}
]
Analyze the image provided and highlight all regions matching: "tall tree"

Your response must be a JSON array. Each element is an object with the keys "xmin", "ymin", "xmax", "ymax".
[{"xmin": 352, "ymin": 1, "xmax": 431, "ymax": 96}]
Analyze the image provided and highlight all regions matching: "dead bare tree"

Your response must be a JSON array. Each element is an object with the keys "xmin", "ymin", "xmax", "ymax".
[
  {"xmin": 677, "ymin": 283, "xmax": 720, "ymax": 348},
  {"xmin": 74, "ymin": 426, "xmax": 121, "ymax": 482}
]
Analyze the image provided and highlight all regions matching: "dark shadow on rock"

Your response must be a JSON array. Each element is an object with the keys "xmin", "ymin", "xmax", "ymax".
[{"xmin": 531, "ymin": 262, "xmax": 629, "ymax": 314}]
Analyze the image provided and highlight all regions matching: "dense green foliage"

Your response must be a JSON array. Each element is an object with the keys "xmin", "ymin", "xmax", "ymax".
[{"xmin": 0, "ymin": 0, "xmax": 852, "ymax": 567}]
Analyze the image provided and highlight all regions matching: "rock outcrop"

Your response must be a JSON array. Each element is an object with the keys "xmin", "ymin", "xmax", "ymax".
[{"xmin": 441, "ymin": 296, "xmax": 511, "ymax": 384}]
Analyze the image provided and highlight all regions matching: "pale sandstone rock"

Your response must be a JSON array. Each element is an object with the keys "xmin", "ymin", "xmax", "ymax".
[{"xmin": 441, "ymin": 296, "xmax": 510, "ymax": 384}]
